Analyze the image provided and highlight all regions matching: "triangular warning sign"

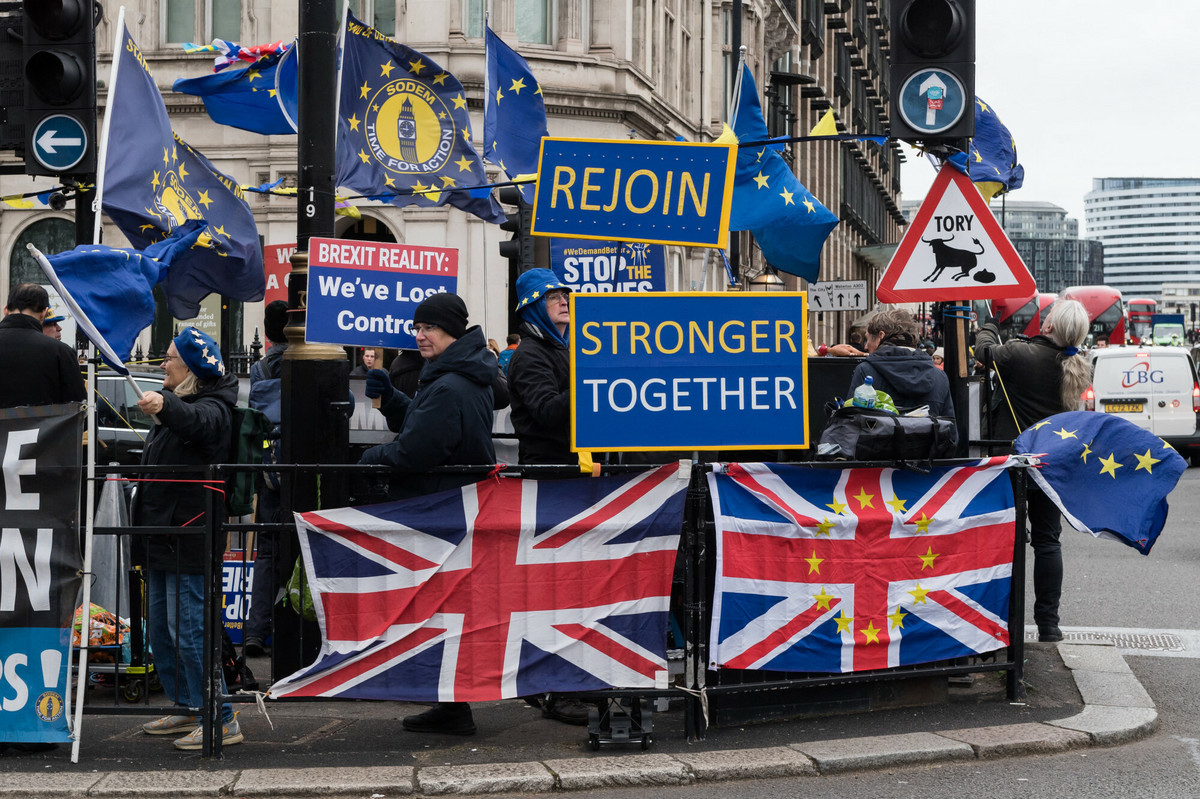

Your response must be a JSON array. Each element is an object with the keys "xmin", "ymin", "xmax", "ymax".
[{"xmin": 878, "ymin": 167, "xmax": 1035, "ymax": 303}]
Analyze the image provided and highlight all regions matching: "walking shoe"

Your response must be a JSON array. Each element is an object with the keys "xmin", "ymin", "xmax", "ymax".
[
  {"xmin": 243, "ymin": 637, "xmax": 267, "ymax": 657},
  {"xmin": 1038, "ymin": 626, "xmax": 1064, "ymax": 643},
  {"xmin": 173, "ymin": 713, "xmax": 243, "ymax": 750},
  {"xmin": 142, "ymin": 714, "xmax": 201, "ymax": 736},
  {"xmin": 402, "ymin": 702, "xmax": 476, "ymax": 735},
  {"xmin": 542, "ymin": 696, "xmax": 592, "ymax": 726}
]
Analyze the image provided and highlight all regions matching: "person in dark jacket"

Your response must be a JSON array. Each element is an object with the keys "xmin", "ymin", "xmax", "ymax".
[
  {"xmin": 360, "ymin": 293, "xmax": 494, "ymax": 736},
  {"xmin": 974, "ymin": 299, "xmax": 1091, "ymax": 644},
  {"xmin": 0, "ymin": 283, "xmax": 85, "ymax": 408},
  {"xmin": 132, "ymin": 327, "xmax": 242, "ymax": 749},
  {"xmin": 848, "ymin": 306, "xmax": 956, "ymax": 421},
  {"xmin": 508, "ymin": 269, "xmax": 574, "ymax": 466}
]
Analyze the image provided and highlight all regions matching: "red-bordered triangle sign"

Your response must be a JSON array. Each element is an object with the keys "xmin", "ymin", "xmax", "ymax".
[{"xmin": 878, "ymin": 167, "xmax": 1035, "ymax": 302}]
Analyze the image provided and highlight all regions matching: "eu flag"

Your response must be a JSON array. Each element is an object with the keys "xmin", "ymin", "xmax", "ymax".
[
  {"xmin": 945, "ymin": 97, "xmax": 1024, "ymax": 204},
  {"xmin": 103, "ymin": 25, "xmax": 265, "ymax": 320},
  {"xmin": 483, "ymin": 27, "xmax": 548, "ymax": 202},
  {"xmin": 728, "ymin": 64, "xmax": 838, "ymax": 282},
  {"xmin": 1013, "ymin": 411, "xmax": 1186, "ymax": 555},
  {"xmin": 172, "ymin": 48, "xmax": 297, "ymax": 135},
  {"xmin": 336, "ymin": 13, "xmax": 504, "ymax": 224}
]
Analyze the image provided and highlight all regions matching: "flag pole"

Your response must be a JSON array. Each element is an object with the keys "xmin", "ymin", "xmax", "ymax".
[
  {"xmin": 91, "ymin": 6, "xmax": 126, "ymax": 245},
  {"xmin": 333, "ymin": 0, "xmax": 349, "ymax": 131}
]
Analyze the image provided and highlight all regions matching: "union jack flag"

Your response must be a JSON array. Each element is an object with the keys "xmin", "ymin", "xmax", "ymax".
[
  {"xmin": 707, "ymin": 458, "xmax": 1018, "ymax": 674},
  {"xmin": 270, "ymin": 462, "xmax": 690, "ymax": 701}
]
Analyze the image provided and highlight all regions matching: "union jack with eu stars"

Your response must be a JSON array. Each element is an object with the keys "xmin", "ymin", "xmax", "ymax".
[
  {"xmin": 707, "ymin": 458, "xmax": 1018, "ymax": 674},
  {"xmin": 269, "ymin": 462, "xmax": 690, "ymax": 702}
]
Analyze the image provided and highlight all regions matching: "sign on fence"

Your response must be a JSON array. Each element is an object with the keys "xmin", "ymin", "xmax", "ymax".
[{"xmin": 550, "ymin": 239, "xmax": 666, "ymax": 293}]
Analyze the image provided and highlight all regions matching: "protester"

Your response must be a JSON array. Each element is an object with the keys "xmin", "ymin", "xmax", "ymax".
[
  {"xmin": 508, "ymin": 270, "xmax": 574, "ymax": 466},
  {"xmin": 487, "ymin": 337, "xmax": 502, "ymax": 358},
  {"xmin": 975, "ymin": 299, "xmax": 1091, "ymax": 644},
  {"xmin": 847, "ymin": 306, "xmax": 955, "ymax": 419},
  {"xmin": 497, "ymin": 333, "xmax": 520, "ymax": 375},
  {"xmin": 133, "ymin": 327, "xmax": 243, "ymax": 749},
  {"xmin": 0, "ymin": 284, "xmax": 85, "ymax": 409},
  {"xmin": 42, "ymin": 311, "xmax": 65, "ymax": 340},
  {"xmin": 351, "ymin": 347, "xmax": 379, "ymax": 376},
  {"xmin": 359, "ymin": 293, "xmax": 495, "ymax": 735},
  {"xmin": 243, "ymin": 300, "xmax": 288, "ymax": 657}
]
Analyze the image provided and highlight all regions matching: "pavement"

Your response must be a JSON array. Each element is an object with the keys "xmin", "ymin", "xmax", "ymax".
[{"xmin": 0, "ymin": 635, "xmax": 1158, "ymax": 797}]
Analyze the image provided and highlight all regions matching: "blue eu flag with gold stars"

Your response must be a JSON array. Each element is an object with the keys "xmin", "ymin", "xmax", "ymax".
[
  {"xmin": 336, "ymin": 13, "xmax": 504, "ymax": 224},
  {"xmin": 729, "ymin": 63, "xmax": 838, "ymax": 283},
  {"xmin": 1014, "ymin": 411, "xmax": 1186, "ymax": 555},
  {"xmin": 103, "ymin": 25, "xmax": 265, "ymax": 320},
  {"xmin": 172, "ymin": 46, "xmax": 298, "ymax": 135},
  {"xmin": 945, "ymin": 97, "xmax": 1024, "ymax": 204},
  {"xmin": 483, "ymin": 26, "xmax": 548, "ymax": 203}
]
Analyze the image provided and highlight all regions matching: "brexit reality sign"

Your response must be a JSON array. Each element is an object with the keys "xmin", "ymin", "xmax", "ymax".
[
  {"xmin": 877, "ymin": 166, "xmax": 1035, "ymax": 302},
  {"xmin": 571, "ymin": 293, "xmax": 809, "ymax": 452},
  {"xmin": 531, "ymin": 138, "xmax": 736, "ymax": 249},
  {"xmin": 305, "ymin": 237, "xmax": 459, "ymax": 350}
]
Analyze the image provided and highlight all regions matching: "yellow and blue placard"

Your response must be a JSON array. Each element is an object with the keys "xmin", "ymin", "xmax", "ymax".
[
  {"xmin": 570, "ymin": 293, "xmax": 809, "ymax": 451},
  {"xmin": 551, "ymin": 240, "xmax": 666, "ymax": 293},
  {"xmin": 531, "ymin": 138, "xmax": 736, "ymax": 249}
]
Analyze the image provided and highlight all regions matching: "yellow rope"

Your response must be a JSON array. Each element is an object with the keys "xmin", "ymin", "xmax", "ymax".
[{"xmin": 992, "ymin": 362, "xmax": 1022, "ymax": 435}]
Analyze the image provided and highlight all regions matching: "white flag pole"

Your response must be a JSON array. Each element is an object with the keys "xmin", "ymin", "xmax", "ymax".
[{"xmin": 91, "ymin": 6, "xmax": 127, "ymax": 245}]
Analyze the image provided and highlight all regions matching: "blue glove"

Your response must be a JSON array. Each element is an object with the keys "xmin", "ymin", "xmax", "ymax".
[{"xmin": 364, "ymin": 369, "xmax": 394, "ymax": 402}]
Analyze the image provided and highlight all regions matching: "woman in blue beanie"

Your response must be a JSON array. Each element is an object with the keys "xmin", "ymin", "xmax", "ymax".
[{"xmin": 507, "ymin": 269, "xmax": 574, "ymax": 466}]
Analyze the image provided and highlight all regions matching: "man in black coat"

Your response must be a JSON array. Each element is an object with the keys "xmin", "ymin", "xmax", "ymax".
[{"xmin": 0, "ymin": 284, "xmax": 85, "ymax": 408}]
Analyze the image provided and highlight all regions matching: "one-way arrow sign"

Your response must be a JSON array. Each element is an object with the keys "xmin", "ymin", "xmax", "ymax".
[{"xmin": 30, "ymin": 114, "xmax": 88, "ymax": 173}]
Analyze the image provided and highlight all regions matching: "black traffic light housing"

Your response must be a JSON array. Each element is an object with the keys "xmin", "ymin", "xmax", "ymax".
[
  {"xmin": 22, "ymin": 0, "xmax": 98, "ymax": 176},
  {"xmin": 498, "ymin": 185, "xmax": 537, "ymax": 274},
  {"xmin": 888, "ymin": 0, "xmax": 975, "ymax": 145},
  {"xmin": 0, "ymin": 7, "xmax": 23, "ymax": 153}
]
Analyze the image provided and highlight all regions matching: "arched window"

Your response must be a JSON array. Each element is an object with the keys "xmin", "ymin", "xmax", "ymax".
[{"xmin": 9, "ymin": 217, "xmax": 75, "ymax": 286}]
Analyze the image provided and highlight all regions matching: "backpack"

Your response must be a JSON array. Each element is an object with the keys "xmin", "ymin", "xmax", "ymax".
[
  {"xmin": 227, "ymin": 405, "xmax": 272, "ymax": 516},
  {"xmin": 248, "ymin": 376, "xmax": 283, "ymax": 491}
]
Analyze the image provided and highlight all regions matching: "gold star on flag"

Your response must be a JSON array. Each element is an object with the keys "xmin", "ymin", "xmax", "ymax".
[
  {"xmin": 380, "ymin": 62, "xmax": 394, "ymax": 77},
  {"xmin": 171, "ymin": 144, "xmax": 177, "ymax": 162},
  {"xmin": 452, "ymin": 94, "xmax": 467, "ymax": 110},
  {"xmin": 495, "ymin": 88, "xmax": 504, "ymax": 103},
  {"xmin": 780, "ymin": 188, "xmax": 795, "ymax": 205},
  {"xmin": 412, "ymin": 181, "xmax": 430, "ymax": 196},
  {"xmin": 440, "ymin": 176, "xmax": 456, "ymax": 187},
  {"xmin": 247, "ymin": 69, "xmax": 262, "ymax": 82},
  {"xmin": 151, "ymin": 171, "xmax": 161, "ymax": 190},
  {"xmin": 886, "ymin": 494, "xmax": 907, "ymax": 513},
  {"xmin": 803, "ymin": 198, "xmax": 815, "ymax": 212},
  {"xmin": 853, "ymin": 487, "xmax": 874, "ymax": 509},
  {"xmin": 177, "ymin": 163, "xmax": 188, "ymax": 181},
  {"xmin": 359, "ymin": 81, "xmax": 371, "ymax": 99},
  {"xmin": 138, "ymin": 223, "xmax": 155, "ymax": 233},
  {"xmin": 753, "ymin": 172, "xmax": 769, "ymax": 189},
  {"xmin": 805, "ymin": 549, "xmax": 823, "ymax": 575},
  {"xmin": 813, "ymin": 587, "xmax": 835, "ymax": 611},
  {"xmin": 1080, "ymin": 442, "xmax": 1092, "ymax": 462},
  {"xmin": 976, "ymin": 99, "xmax": 990, "ymax": 113},
  {"xmin": 834, "ymin": 611, "xmax": 854, "ymax": 633},
  {"xmin": 455, "ymin": 155, "xmax": 474, "ymax": 172},
  {"xmin": 919, "ymin": 546, "xmax": 939, "ymax": 570},
  {"xmin": 383, "ymin": 175, "xmax": 396, "ymax": 187},
  {"xmin": 163, "ymin": 147, "xmax": 170, "ymax": 165},
  {"xmin": 1053, "ymin": 428, "xmax": 1077, "ymax": 440},
  {"xmin": 213, "ymin": 225, "xmax": 227, "ymax": 238},
  {"xmin": 908, "ymin": 583, "xmax": 930, "ymax": 605},
  {"xmin": 348, "ymin": 114, "xmax": 361, "ymax": 132},
  {"xmin": 859, "ymin": 621, "xmax": 882, "ymax": 644},
  {"xmin": 462, "ymin": 129, "xmax": 471, "ymax": 143},
  {"xmin": 358, "ymin": 149, "xmax": 370, "ymax": 164},
  {"xmin": 911, "ymin": 513, "xmax": 933, "ymax": 534},
  {"xmin": 535, "ymin": 84, "xmax": 543, "ymax": 95},
  {"xmin": 1098, "ymin": 453, "xmax": 1123, "ymax": 478},
  {"xmin": 432, "ymin": 72, "xmax": 449, "ymax": 86},
  {"xmin": 509, "ymin": 77, "xmax": 527, "ymax": 94},
  {"xmin": 197, "ymin": 190, "xmax": 212, "ymax": 208},
  {"xmin": 1029, "ymin": 419, "xmax": 1052, "ymax": 431},
  {"xmin": 815, "ymin": 518, "xmax": 835, "ymax": 537},
  {"xmin": 755, "ymin": 148, "xmax": 766, "ymax": 161},
  {"xmin": 408, "ymin": 58, "xmax": 426, "ymax": 75},
  {"xmin": 268, "ymin": 88, "xmax": 277, "ymax": 98},
  {"xmin": 888, "ymin": 607, "xmax": 909, "ymax": 630},
  {"xmin": 438, "ymin": 111, "xmax": 447, "ymax": 119},
  {"xmin": 1134, "ymin": 449, "xmax": 1160, "ymax": 474},
  {"xmin": 826, "ymin": 498, "xmax": 848, "ymax": 515}
]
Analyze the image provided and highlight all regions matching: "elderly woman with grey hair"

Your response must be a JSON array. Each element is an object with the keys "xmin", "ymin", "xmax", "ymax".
[
  {"xmin": 975, "ymin": 298, "xmax": 1091, "ymax": 644},
  {"xmin": 847, "ymin": 305, "xmax": 955, "ymax": 418}
]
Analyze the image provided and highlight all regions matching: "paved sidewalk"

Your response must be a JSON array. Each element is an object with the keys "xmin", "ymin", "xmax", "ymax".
[{"xmin": 0, "ymin": 641, "xmax": 1157, "ymax": 797}]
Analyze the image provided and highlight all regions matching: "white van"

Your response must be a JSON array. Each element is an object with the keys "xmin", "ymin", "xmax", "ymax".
[{"xmin": 1087, "ymin": 346, "xmax": 1200, "ymax": 461}]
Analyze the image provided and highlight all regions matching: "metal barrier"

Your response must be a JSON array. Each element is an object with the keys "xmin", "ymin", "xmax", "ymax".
[{"xmin": 83, "ymin": 458, "xmax": 1029, "ymax": 758}]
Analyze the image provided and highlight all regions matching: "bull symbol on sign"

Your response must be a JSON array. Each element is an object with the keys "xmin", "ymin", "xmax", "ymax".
[{"xmin": 921, "ymin": 236, "xmax": 987, "ymax": 282}]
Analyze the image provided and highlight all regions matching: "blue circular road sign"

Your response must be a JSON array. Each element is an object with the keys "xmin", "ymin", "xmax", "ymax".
[
  {"xmin": 896, "ymin": 69, "xmax": 968, "ymax": 136},
  {"xmin": 31, "ymin": 115, "xmax": 89, "ymax": 173}
]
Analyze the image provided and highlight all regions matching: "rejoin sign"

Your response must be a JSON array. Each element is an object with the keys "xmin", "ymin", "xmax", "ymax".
[
  {"xmin": 305, "ymin": 237, "xmax": 458, "ymax": 349},
  {"xmin": 531, "ymin": 138, "xmax": 736, "ymax": 249},
  {"xmin": 571, "ymin": 293, "xmax": 809, "ymax": 451}
]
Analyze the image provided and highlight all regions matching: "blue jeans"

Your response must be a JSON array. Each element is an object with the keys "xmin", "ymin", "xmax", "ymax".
[{"xmin": 147, "ymin": 570, "xmax": 233, "ymax": 724}]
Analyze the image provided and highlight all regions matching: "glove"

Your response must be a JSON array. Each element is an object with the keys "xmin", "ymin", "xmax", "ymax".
[{"xmin": 364, "ymin": 369, "xmax": 395, "ymax": 403}]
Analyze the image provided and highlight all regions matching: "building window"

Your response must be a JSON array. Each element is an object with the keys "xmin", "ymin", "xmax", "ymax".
[
  {"xmin": 165, "ymin": 0, "xmax": 241, "ymax": 44},
  {"xmin": 517, "ymin": 0, "xmax": 552, "ymax": 44},
  {"xmin": 10, "ymin": 218, "xmax": 75, "ymax": 285},
  {"xmin": 362, "ymin": 0, "xmax": 398, "ymax": 37}
]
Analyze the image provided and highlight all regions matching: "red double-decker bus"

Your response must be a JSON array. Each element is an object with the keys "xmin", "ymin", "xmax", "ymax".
[
  {"xmin": 990, "ymin": 294, "xmax": 1040, "ymax": 340},
  {"xmin": 1061, "ymin": 286, "xmax": 1126, "ymax": 345},
  {"xmin": 1126, "ymin": 297, "xmax": 1157, "ymax": 345}
]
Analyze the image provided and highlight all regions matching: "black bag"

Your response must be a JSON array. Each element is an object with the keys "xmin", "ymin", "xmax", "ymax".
[{"xmin": 815, "ymin": 404, "xmax": 957, "ymax": 463}]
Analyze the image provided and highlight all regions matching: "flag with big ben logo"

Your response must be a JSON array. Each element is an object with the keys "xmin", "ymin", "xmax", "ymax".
[
  {"xmin": 102, "ymin": 26, "xmax": 265, "ymax": 320},
  {"xmin": 336, "ymin": 12, "xmax": 505, "ymax": 224}
]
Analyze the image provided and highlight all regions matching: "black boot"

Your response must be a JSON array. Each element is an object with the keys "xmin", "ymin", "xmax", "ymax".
[{"xmin": 402, "ymin": 702, "xmax": 476, "ymax": 735}]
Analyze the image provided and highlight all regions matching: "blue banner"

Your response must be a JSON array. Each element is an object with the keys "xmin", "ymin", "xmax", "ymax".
[
  {"xmin": 570, "ymin": 294, "xmax": 809, "ymax": 451},
  {"xmin": 304, "ymin": 238, "xmax": 459, "ymax": 349},
  {"xmin": 550, "ymin": 240, "xmax": 666, "ymax": 293},
  {"xmin": 532, "ymin": 138, "xmax": 735, "ymax": 248},
  {"xmin": 0, "ymin": 405, "xmax": 83, "ymax": 743}
]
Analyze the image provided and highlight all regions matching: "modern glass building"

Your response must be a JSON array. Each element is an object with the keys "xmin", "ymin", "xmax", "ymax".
[{"xmin": 1084, "ymin": 178, "xmax": 1200, "ymax": 299}]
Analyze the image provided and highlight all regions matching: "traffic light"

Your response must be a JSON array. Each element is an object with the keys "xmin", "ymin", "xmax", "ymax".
[
  {"xmin": 0, "ymin": 8, "xmax": 23, "ymax": 152},
  {"xmin": 497, "ymin": 185, "xmax": 536, "ymax": 273},
  {"xmin": 888, "ymin": 0, "xmax": 975, "ymax": 144},
  {"xmin": 22, "ymin": 0, "xmax": 98, "ymax": 176}
]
